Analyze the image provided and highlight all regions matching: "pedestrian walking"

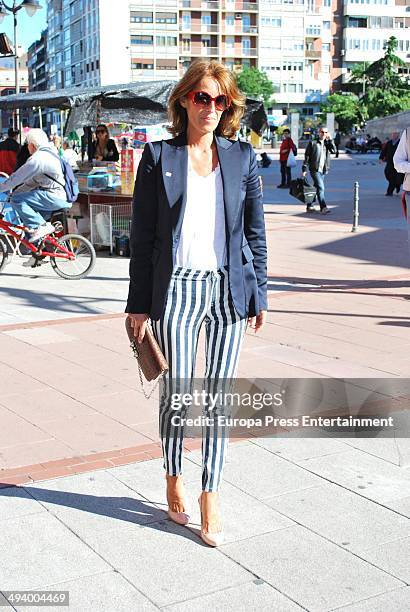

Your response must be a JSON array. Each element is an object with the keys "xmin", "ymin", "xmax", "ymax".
[
  {"xmin": 125, "ymin": 59, "xmax": 268, "ymax": 547},
  {"xmin": 393, "ymin": 127, "xmax": 410, "ymax": 255},
  {"xmin": 334, "ymin": 129, "xmax": 341, "ymax": 158},
  {"xmin": 0, "ymin": 128, "xmax": 20, "ymax": 175},
  {"xmin": 380, "ymin": 131, "xmax": 404, "ymax": 196},
  {"xmin": 277, "ymin": 128, "xmax": 297, "ymax": 188},
  {"xmin": 302, "ymin": 127, "xmax": 336, "ymax": 214}
]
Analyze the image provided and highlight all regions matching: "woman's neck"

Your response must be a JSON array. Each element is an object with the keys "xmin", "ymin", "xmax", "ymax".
[{"xmin": 186, "ymin": 127, "xmax": 214, "ymax": 151}]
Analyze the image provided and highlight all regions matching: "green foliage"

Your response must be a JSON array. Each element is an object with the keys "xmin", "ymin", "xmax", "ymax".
[
  {"xmin": 320, "ymin": 93, "xmax": 364, "ymax": 132},
  {"xmin": 345, "ymin": 37, "xmax": 410, "ymax": 121},
  {"xmin": 236, "ymin": 67, "xmax": 274, "ymax": 104}
]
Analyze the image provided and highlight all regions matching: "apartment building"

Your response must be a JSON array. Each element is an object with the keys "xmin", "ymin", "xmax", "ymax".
[
  {"xmin": 44, "ymin": 0, "xmax": 410, "ymax": 116},
  {"xmin": 258, "ymin": 0, "xmax": 334, "ymax": 116},
  {"xmin": 45, "ymin": 0, "xmax": 259, "ymax": 88},
  {"xmin": 340, "ymin": 0, "xmax": 410, "ymax": 86},
  {"xmin": 28, "ymin": 30, "xmax": 48, "ymax": 91}
]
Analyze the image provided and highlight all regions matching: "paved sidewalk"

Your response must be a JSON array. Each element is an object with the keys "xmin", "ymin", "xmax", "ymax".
[{"xmin": 0, "ymin": 154, "xmax": 409, "ymax": 611}]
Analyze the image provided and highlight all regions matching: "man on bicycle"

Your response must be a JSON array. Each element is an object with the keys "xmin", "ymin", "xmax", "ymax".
[{"xmin": 0, "ymin": 128, "xmax": 71, "ymax": 243}]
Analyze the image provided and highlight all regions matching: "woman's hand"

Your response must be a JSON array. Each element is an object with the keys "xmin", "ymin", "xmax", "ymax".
[
  {"xmin": 95, "ymin": 155, "xmax": 103, "ymax": 161},
  {"xmin": 247, "ymin": 310, "xmax": 267, "ymax": 333},
  {"xmin": 127, "ymin": 313, "xmax": 150, "ymax": 344}
]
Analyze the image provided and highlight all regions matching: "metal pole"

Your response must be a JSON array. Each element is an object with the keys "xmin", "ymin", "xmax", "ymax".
[
  {"xmin": 13, "ymin": 8, "xmax": 21, "ymax": 142},
  {"xmin": 38, "ymin": 107, "xmax": 42, "ymax": 129},
  {"xmin": 352, "ymin": 181, "xmax": 359, "ymax": 232}
]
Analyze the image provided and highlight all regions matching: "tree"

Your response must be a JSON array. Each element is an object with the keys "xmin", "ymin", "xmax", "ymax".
[
  {"xmin": 320, "ymin": 93, "xmax": 364, "ymax": 133},
  {"xmin": 347, "ymin": 37, "xmax": 410, "ymax": 119},
  {"xmin": 236, "ymin": 67, "xmax": 274, "ymax": 104}
]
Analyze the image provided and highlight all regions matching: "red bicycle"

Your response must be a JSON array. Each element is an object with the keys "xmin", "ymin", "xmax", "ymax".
[{"xmin": 0, "ymin": 185, "xmax": 96, "ymax": 280}]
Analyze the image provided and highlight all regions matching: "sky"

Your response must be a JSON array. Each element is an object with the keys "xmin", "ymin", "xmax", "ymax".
[{"xmin": 1, "ymin": 4, "xmax": 47, "ymax": 51}]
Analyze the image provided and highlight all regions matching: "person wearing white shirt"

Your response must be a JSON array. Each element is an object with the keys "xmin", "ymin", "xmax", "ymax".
[
  {"xmin": 62, "ymin": 141, "xmax": 79, "ymax": 171},
  {"xmin": 393, "ymin": 128, "xmax": 410, "ymax": 253},
  {"xmin": 126, "ymin": 59, "xmax": 267, "ymax": 547}
]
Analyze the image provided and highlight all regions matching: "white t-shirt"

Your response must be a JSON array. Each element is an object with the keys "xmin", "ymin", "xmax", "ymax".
[{"xmin": 175, "ymin": 158, "xmax": 227, "ymax": 270}]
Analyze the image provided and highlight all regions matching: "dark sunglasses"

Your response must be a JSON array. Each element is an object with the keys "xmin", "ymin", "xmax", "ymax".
[{"xmin": 186, "ymin": 91, "xmax": 230, "ymax": 111}]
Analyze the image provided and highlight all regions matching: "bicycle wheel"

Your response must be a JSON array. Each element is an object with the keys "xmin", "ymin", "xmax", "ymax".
[
  {"xmin": 50, "ymin": 233, "xmax": 96, "ymax": 280},
  {"xmin": 0, "ymin": 236, "xmax": 7, "ymax": 272}
]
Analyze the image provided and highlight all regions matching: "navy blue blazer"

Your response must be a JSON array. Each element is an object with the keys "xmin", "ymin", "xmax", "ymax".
[{"xmin": 125, "ymin": 133, "xmax": 267, "ymax": 320}]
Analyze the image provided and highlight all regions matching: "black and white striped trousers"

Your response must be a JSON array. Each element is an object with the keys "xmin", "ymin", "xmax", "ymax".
[{"xmin": 152, "ymin": 265, "xmax": 247, "ymax": 492}]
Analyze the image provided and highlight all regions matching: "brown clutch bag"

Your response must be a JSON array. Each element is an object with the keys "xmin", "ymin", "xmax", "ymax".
[{"xmin": 125, "ymin": 317, "xmax": 168, "ymax": 395}]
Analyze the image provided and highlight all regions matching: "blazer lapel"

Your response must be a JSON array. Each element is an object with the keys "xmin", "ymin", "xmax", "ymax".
[
  {"xmin": 161, "ymin": 134, "xmax": 241, "ymax": 238},
  {"xmin": 215, "ymin": 136, "xmax": 242, "ymax": 237},
  {"xmin": 161, "ymin": 135, "xmax": 188, "ymax": 209}
]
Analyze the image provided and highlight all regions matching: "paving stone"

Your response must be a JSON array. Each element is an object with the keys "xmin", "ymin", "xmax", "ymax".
[
  {"xmin": 26, "ymin": 470, "xmax": 165, "ymax": 540},
  {"xmin": 222, "ymin": 525, "xmax": 402, "ymax": 612},
  {"xmin": 13, "ymin": 571, "xmax": 159, "ymax": 612},
  {"xmin": 217, "ymin": 442, "xmax": 323, "ymax": 499},
  {"xmin": 108, "ymin": 456, "xmax": 202, "ymax": 512},
  {"xmin": 0, "ymin": 513, "xmax": 110, "ymax": 590},
  {"xmin": 252, "ymin": 435, "xmax": 349, "ymax": 461},
  {"xmin": 164, "ymin": 580, "xmax": 303, "ymax": 612},
  {"xmin": 384, "ymin": 496, "xmax": 410, "ymax": 518},
  {"xmin": 83, "ymin": 519, "xmax": 252, "ymax": 607},
  {"xmin": 263, "ymin": 482, "xmax": 410, "ymax": 553},
  {"xmin": 296, "ymin": 449, "xmax": 410, "ymax": 503},
  {"xmin": 359, "ymin": 537, "xmax": 410, "ymax": 583},
  {"xmin": 0, "ymin": 485, "xmax": 46, "ymax": 522},
  {"xmin": 335, "ymin": 587, "xmax": 410, "ymax": 611},
  {"xmin": 184, "ymin": 481, "xmax": 294, "ymax": 544}
]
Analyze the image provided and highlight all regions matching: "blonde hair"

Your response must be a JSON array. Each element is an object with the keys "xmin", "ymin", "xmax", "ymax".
[{"xmin": 167, "ymin": 59, "xmax": 246, "ymax": 139}]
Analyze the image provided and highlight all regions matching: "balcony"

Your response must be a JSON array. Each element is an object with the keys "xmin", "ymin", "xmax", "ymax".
[
  {"xmin": 180, "ymin": 0, "xmax": 220, "ymax": 9},
  {"xmin": 221, "ymin": 1, "xmax": 258, "ymax": 11},
  {"xmin": 179, "ymin": 23, "xmax": 219, "ymax": 33},
  {"xmin": 222, "ymin": 47, "xmax": 258, "ymax": 57},
  {"xmin": 180, "ymin": 46, "xmax": 219, "ymax": 56},
  {"xmin": 305, "ymin": 50, "xmax": 321, "ymax": 59},
  {"xmin": 222, "ymin": 25, "xmax": 258, "ymax": 34}
]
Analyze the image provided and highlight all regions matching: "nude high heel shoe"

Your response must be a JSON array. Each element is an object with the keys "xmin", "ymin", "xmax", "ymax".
[
  {"xmin": 166, "ymin": 474, "xmax": 190, "ymax": 526},
  {"xmin": 198, "ymin": 492, "xmax": 224, "ymax": 547}
]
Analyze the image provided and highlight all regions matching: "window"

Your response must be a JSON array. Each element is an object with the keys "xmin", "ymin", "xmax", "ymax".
[
  {"xmin": 322, "ymin": 43, "xmax": 331, "ymax": 51},
  {"xmin": 156, "ymin": 58, "xmax": 178, "ymax": 70},
  {"xmin": 226, "ymin": 14, "xmax": 234, "ymax": 26},
  {"xmin": 131, "ymin": 59, "xmax": 154, "ymax": 70},
  {"xmin": 261, "ymin": 16, "xmax": 281, "ymax": 27},
  {"xmin": 131, "ymin": 35, "xmax": 154, "ymax": 45},
  {"xmin": 369, "ymin": 16, "xmax": 393, "ymax": 28},
  {"xmin": 323, "ymin": 0, "xmax": 331, "ymax": 5},
  {"xmin": 156, "ymin": 12, "xmax": 177, "ymax": 24},
  {"xmin": 323, "ymin": 21, "xmax": 331, "ymax": 29},
  {"xmin": 347, "ymin": 17, "xmax": 367, "ymax": 28},
  {"xmin": 306, "ymin": 25, "xmax": 321, "ymax": 36},
  {"xmin": 201, "ymin": 14, "xmax": 211, "ymax": 25},
  {"xmin": 130, "ymin": 11, "xmax": 153, "ymax": 23},
  {"xmin": 182, "ymin": 13, "xmax": 191, "ymax": 28},
  {"xmin": 156, "ymin": 36, "xmax": 177, "ymax": 47}
]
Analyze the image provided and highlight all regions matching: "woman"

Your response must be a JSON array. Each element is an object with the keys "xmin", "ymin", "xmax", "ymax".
[
  {"xmin": 277, "ymin": 128, "xmax": 297, "ymax": 188},
  {"xmin": 125, "ymin": 59, "xmax": 267, "ymax": 547},
  {"xmin": 90, "ymin": 124, "xmax": 119, "ymax": 162}
]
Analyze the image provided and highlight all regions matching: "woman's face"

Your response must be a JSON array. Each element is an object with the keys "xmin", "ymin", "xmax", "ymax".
[
  {"xmin": 96, "ymin": 128, "xmax": 108, "ymax": 141},
  {"xmin": 180, "ymin": 77, "xmax": 226, "ymax": 136}
]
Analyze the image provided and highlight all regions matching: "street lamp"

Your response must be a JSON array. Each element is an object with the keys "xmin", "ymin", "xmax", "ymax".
[{"xmin": 0, "ymin": 1, "xmax": 42, "ymax": 136}]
